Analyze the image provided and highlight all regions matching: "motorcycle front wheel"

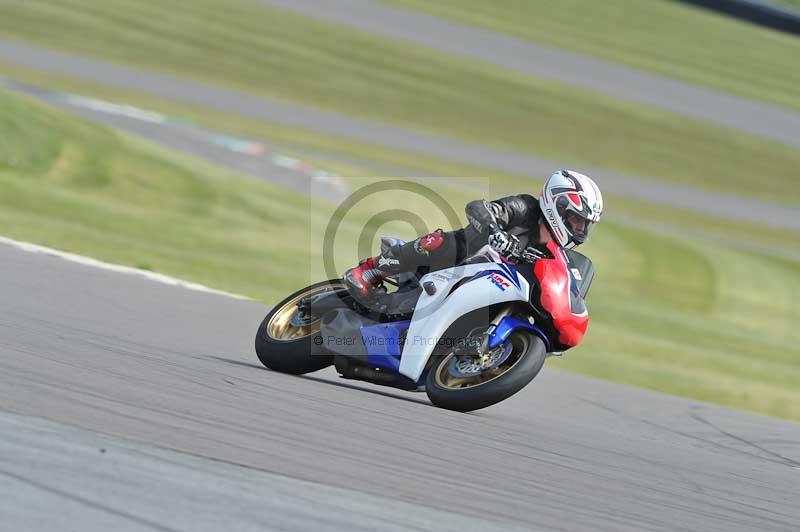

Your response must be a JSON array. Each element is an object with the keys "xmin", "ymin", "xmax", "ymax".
[
  {"xmin": 255, "ymin": 279, "xmax": 344, "ymax": 375},
  {"xmin": 425, "ymin": 331, "xmax": 547, "ymax": 412}
]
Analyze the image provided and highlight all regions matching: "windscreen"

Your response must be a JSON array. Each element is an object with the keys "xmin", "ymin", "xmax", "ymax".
[{"xmin": 564, "ymin": 249, "xmax": 595, "ymax": 299}]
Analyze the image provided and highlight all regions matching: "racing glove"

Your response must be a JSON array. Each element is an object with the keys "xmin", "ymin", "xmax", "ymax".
[
  {"xmin": 519, "ymin": 246, "xmax": 546, "ymax": 264},
  {"xmin": 488, "ymin": 229, "xmax": 520, "ymax": 258}
]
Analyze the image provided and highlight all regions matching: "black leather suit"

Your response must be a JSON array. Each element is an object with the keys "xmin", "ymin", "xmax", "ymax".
[{"xmin": 379, "ymin": 194, "xmax": 545, "ymax": 276}]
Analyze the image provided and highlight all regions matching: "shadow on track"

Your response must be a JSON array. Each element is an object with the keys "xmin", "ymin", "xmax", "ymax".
[{"xmin": 208, "ymin": 356, "xmax": 432, "ymax": 407}]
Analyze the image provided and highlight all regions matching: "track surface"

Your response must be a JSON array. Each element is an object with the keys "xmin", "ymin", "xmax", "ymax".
[
  {"xmin": 2, "ymin": 41, "xmax": 799, "ymax": 230},
  {"xmin": 258, "ymin": 0, "xmax": 800, "ymax": 148},
  {"xmin": 0, "ymin": 411, "xmax": 516, "ymax": 532},
  {"xmin": 2, "ymin": 242, "xmax": 799, "ymax": 531}
]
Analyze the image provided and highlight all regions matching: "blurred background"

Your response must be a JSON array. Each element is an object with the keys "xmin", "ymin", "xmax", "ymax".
[{"xmin": 0, "ymin": 0, "xmax": 798, "ymax": 421}]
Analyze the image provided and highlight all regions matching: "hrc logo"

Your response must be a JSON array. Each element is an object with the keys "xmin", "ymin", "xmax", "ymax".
[{"xmin": 488, "ymin": 273, "xmax": 510, "ymax": 291}]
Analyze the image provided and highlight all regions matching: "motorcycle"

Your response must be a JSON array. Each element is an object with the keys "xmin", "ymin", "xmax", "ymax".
[{"xmin": 255, "ymin": 237, "xmax": 594, "ymax": 412}]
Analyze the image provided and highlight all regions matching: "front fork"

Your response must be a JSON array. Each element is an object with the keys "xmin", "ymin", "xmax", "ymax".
[
  {"xmin": 478, "ymin": 305, "xmax": 514, "ymax": 354},
  {"xmin": 484, "ymin": 305, "xmax": 552, "ymax": 353}
]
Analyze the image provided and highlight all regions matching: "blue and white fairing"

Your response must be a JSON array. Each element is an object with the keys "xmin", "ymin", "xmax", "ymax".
[{"xmin": 397, "ymin": 249, "xmax": 531, "ymax": 382}]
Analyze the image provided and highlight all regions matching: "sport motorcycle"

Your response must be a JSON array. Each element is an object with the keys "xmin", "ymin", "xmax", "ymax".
[{"xmin": 255, "ymin": 237, "xmax": 594, "ymax": 411}]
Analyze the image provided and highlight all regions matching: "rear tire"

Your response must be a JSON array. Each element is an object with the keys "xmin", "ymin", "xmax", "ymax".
[
  {"xmin": 255, "ymin": 280, "xmax": 343, "ymax": 375},
  {"xmin": 425, "ymin": 331, "xmax": 546, "ymax": 412}
]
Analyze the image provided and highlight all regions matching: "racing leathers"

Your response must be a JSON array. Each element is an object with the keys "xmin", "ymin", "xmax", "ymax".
[{"xmin": 344, "ymin": 194, "xmax": 544, "ymax": 293}]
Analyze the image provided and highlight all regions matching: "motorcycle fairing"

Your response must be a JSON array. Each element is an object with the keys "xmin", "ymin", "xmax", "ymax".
[
  {"xmin": 532, "ymin": 240, "xmax": 589, "ymax": 348},
  {"xmin": 397, "ymin": 258, "xmax": 531, "ymax": 382},
  {"xmin": 360, "ymin": 319, "xmax": 410, "ymax": 372},
  {"xmin": 464, "ymin": 261, "xmax": 521, "ymax": 291}
]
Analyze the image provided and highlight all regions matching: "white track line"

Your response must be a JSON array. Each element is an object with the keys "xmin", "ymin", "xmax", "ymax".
[{"xmin": 0, "ymin": 236, "xmax": 249, "ymax": 301}]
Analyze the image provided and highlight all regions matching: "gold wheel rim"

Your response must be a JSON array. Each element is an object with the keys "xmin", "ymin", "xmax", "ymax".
[
  {"xmin": 434, "ymin": 333, "xmax": 529, "ymax": 390},
  {"xmin": 266, "ymin": 282, "xmax": 343, "ymax": 341}
]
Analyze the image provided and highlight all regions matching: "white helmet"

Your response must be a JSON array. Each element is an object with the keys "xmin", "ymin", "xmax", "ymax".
[{"xmin": 540, "ymin": 170, "xmax": 603, "ymax": 248}]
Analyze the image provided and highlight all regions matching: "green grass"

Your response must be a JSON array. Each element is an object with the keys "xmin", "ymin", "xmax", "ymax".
[
  {"xmin": 383, "ymin": 0, "xmax": 800, "ymax": 111},
  {"xmin": 6, "ymin": 59, "xmax": 800, "ymax": 259},
  {"xmin": 0, "ymin": 84, "xmax": 499, "ymax": 299},
  {"xmin": 571, "ymin": 225, "xmax": 800, "ymax": 421},
  {"xmin": 2, "ymin": 87, "xmax": 799, "ymax": 421},
  {"xmin": 6, "ymin": 60, "xmax": 800, "ymax": 254},
  {"xmin": 773, "ymin": 0, "xmax": 800, "ymax": 9},
  {"xmin": 2, "ymin": 1, "xmax": 800, "ymax": 206}
]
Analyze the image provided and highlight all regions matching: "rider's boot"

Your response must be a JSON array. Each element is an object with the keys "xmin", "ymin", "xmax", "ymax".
[
  {"xmin": 343, "ymin": 251, "xmax": 403, "ymax": 297},
  {"xmin": 343, "ymin": 230, "xmax": 449, "ymax": 297}
]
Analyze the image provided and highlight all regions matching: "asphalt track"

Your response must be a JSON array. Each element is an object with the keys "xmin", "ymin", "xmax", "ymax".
[
  {"xmin": 2, "ymin": 40, "xmax": 799, "ymax": 231},
  {"xmin": 2, "ymin": 241, "xmax": 800, "ymax": 531},
  {"xmin": 258, "ymin": 0, "xmax": 800, "ymax": 148},
  {"xmin": 0, "ymin": 411, "xmax": 518, "ymax": 532}
]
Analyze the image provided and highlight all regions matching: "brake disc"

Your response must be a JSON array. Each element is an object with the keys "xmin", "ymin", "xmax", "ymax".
[{"xmin": 447, "ymin": 341, "xmax": 513, "ymax": 378}]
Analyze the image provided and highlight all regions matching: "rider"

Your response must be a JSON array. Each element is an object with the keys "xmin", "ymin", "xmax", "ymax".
[{"xmin": 344, "ymin": 170, "xmax": 604, "ymax": 299}]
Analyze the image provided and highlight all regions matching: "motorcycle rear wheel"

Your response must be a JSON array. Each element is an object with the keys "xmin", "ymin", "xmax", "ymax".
[
  {"xmin": 255, "ymin": 279, "xmax": 344, "ymax": 374},
  {"xmin": 425, "ymin": 331, "xmax": 546, "ymax": 412}
]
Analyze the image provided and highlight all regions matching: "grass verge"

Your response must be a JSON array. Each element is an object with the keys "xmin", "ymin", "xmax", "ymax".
[
  {"xmin": 5, "ymin": 62, "xmax": 800, "ymax": 257},
  {"xmin": 1, "ymin": 1, "xmax": 800, "ymax": 205},
  {"xmin": 383, "ymin": 0, "xmax": 800, "ymax": 111}
]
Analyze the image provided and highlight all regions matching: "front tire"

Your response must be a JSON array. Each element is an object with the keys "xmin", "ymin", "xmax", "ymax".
[
  {"xmin": 425, "ymin": 331, "xmax": 547, "ymax": 412},
  {"xmin": 255, "ymin": 279, "xmax": 344, "ymax": 375}
]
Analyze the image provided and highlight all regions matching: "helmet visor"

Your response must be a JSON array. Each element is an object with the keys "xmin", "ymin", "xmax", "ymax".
[
  {"xmin": 556, "ymin": 196, "xmax": 595, "ymax": 244},
  {"xmin": 563, "ymin": 210, "xmax": 594, "ymax": 243}
]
